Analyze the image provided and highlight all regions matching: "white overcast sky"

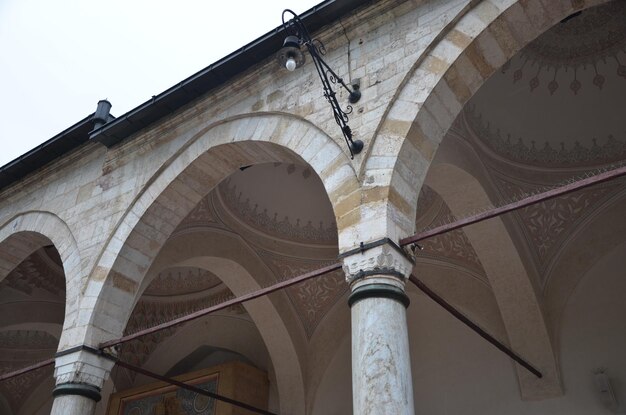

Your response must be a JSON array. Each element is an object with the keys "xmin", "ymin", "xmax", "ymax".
[{"xmin": 0, "ymin": 0, "xmax": 321, "ymax": 167}]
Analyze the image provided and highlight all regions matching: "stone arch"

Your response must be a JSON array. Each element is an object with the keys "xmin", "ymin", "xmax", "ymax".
[
  {"xmin": 0, "ymin": 211, "xmax": 81, "ymax": 334},
  {"xmin": 362, "ymin": 0, "xmax": 612, "ymax": 243},
  {"xmin": 427, "ymin": 162, "xmax": 561, "ymax": 399},
  {"xmin": 0, "ymin": 211, "xmax": 78, "ymax": 415},
  {"xmin": 120, "ymin": 229, "xmax": 306, "ymax": 415},
  {"xmin": 70, "ymin": 113, "xmax": 357, "ymax": 348}
]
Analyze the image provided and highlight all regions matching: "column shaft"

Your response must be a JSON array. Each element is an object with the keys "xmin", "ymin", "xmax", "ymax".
[
  {"xmin": 351, "ymin": 292, "xmax": 414, "ymax": 415},
  {"xmin": 51, "ymin": 394, "xmax": 97, "ymax": 415}
]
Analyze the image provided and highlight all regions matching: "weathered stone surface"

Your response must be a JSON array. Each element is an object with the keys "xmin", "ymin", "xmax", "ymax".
[{"xmin": 0, "ymin": 0, "xmax": 616, "ymax": 413}]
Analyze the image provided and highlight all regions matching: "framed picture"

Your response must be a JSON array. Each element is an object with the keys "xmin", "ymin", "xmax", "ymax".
[{"xmin": 106, "ymin": 362, "xmax": 268, "ymax": 415}]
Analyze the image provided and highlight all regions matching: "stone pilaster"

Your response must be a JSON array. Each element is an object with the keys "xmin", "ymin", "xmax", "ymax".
[
  {"xmin": 341, "ymin": 241, "xmax": 415, "ymax": 415},
  {"xmin": 51, "ymin": 346, "xmax": 115, "ymax": 415}
]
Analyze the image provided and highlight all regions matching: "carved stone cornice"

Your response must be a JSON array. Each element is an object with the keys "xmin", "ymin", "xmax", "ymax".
[{"xmin": 341, "ymin": 241, "xmax": 413, "ymax": 286}]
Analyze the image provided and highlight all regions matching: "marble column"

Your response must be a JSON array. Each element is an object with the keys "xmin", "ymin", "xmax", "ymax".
[
  {"xmin": 342, "ymin": 242, "xmax": 415, "ymax": 415},
  {"xmin": 51, "ymin": 346, "xmax": 114, "ymax": 415},
  {"xmin": 51, "ymin": 386, "xmax": 100, "ymax": 414}
]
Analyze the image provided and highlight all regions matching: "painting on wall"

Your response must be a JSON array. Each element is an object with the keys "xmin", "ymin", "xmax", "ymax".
[
  {"xmin": 106, "ymin": 362, "xmax": 269, "ymax": 415},
  {"xmin": 109, "ymin": 372, "xmax": 218, "ymax": 415}
]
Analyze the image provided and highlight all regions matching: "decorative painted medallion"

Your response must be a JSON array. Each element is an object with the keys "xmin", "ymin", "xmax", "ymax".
[{"xmin": 501, "ymin": 2, "xmax": 626, "ymax": 95}]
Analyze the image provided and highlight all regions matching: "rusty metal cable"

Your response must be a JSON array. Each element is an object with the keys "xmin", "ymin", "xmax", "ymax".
[{"xmin": 3, "ymin": 165, "xmax": 625, "ymax": 383}]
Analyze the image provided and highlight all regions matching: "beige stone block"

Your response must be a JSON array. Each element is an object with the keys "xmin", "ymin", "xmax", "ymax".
[
  {"xmin": 387, "ymin": 99, "xmax": 421, "ymax": 124},
  {"xmin": 423, "ymin": 90, "xmax": 457, "ymax": 135},
  {"xmin": 271, "ymin": 118, "xmax": 309, "ymax": 149},
  {"xmin": 411, "ymin": 111, "xmax": 442, "ymax": 160},
  {"xmin": 308, "ymin": 141, "xmax": 343, "ymax": 176},
  {"xmin": 363, "ymin": 167, "xmax": 393, "ymax": 188},
  {"xmin": 447, "ymin": 28, "xmax": 474, "ymax": 50},
  {"xmin": 475, "ymin": 28, "xmax": 508, "ymax": 73},
  {"xmin": 422, "ymin": 54, "xmax": 450, "ymax": 76},
  {"xmin": 379, "ymin": 118, "xmax": 413, "ymax": 145},
  {"xmin": 455, "ymin": 52, "xmax": 486, "ymax": 95},
  {"xmin": 395, "ymin": 144, "xmax": 428, "ymax": 189},
  {"xmin": 320, "ymin": 152, "xmax": 355, "ymax": 186},
  {"xmin": 365, "ymin": 155, "xmax": 399, "ymax": 173},
  {"xmin": 299, "ymin": 132, "xmax": 331, "ymax": 164},
  {"xmin": 501, "ymin": 2, "xmax": 541, "ymax": 45},
  {"xmin": 431, "ymin": 38, "xmax": 464, "ymax": 69},
  {"xmin": 233, "ymin": 117, "xmax": 261, "ymax": 141},
  {"xmin": 251, "ymin": 117, "xmax": 281, "ymax": 142},
  {"xmin": 388, "ymin": 185, "xmax": 415, "ymax": 222},
  {"xmin": 442, "ymin": 64, "xmax": 472, "ymax": 104},
  {"xmin": 537, "ymin": 0, "xmax": 574, "ymax": 22},
  {"xmin": 488, "ymin": 16, "xmax": 523, "ymax": 59},
  {"xmin": 463, "ymin": 41, "xmax": 494, "ymax": 80},
  {"xmin": 518, "ymin": 0, "xmax": 551, "ymax": 31},
  {"xmin": 473, "ymin": 0, "xmax": 504, "ymax": 25},
  {"xmin": 109, "ymin": 269, "xmax": 139, "ymax": 294},
  {"xmin": 333, "ymin": 188, "xmax": 362, "ymax": 220}
]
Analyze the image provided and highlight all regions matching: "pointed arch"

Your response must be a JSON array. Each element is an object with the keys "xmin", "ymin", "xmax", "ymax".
[
  {"xmin": 0, "ymin": 211, "xmax": 81, "ymax": 332},
  {"xmin": 360, "ymin": 0, "xmax": 612, "ymax": 243},
  {"xmin": 74, "ymin": 113, "xmax": 357, "ymax": 346},
  {"xmin": 59, "ymin": 113, "xmax": 356, "ymax": 411}
]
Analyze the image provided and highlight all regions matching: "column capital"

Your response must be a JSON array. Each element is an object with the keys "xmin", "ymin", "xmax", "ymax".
[
  {"xmin": 340, "ymin": 238, "xmax": 413, "ymax": 286},
  {"xmin": 54, "ymin": 345, "xmax": 115, "ymax": 392}
]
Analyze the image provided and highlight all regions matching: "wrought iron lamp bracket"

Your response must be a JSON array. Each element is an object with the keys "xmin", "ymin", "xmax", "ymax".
[{"xmin": 281, "ymin": 9, "xmax": 363, "ymax": 158}]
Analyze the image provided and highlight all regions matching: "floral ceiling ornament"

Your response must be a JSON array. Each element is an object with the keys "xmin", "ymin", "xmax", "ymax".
[
  {"xmin": 218, "ymin": 178, "xmax": 337, "ymax": 244},
  {"xmin": 501, "ymin": 2, "xmax": 626, "ymax": 95},
  {"xmin": 463, "ymin": 106, "xmax": 626, "ymax": 167}
]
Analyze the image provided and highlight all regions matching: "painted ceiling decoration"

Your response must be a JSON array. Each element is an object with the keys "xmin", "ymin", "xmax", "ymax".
[
  {"xmin": 414, "ymin": 185, "xmax": 486, "ymax": 279},
  {"xmin": 0, "ymin": 365, "xmax": 53, "ymax": 414},
  {"xmin": 0, "ymin": 249, "xmax": 65, "ymax": 296},
  {"xmin": 0, "ymin": 330, "xmax": 57, "ymax": 413},
  {"xmin": 492, "ymin": 174, "xmax": 622, "ymax": 284},
  {"xmin": 433, "ymin": 1, "xmax": 626, "ymax": 293},
  {"xmin": 217, "ymin": 163, "xmax": 337, "ymax": 245},
  {"xmin": 173, "ymin": 165, "xmax": 343, "ymax": 340},
  {"xmin": 179, "ymin": 195, "xmax": 219, "ymax": 228},
  {"xmin": 469, "ymin": 2, "xmax": 626, "ymax": 170},
  {"xmin": 116, "ymin": 273, "xmax": 243, "ymax": 386},
  {"xmin": 462, "ymin": 106, "xmax": 626, "ymax": 167},
  {"xmin": 0, "ymin": 330, "xmax": 57, "ymax": 350},
  {"xmin": 143, "ymin": 267, "xmax": 223, "ymax": 297},
  {"xmin": 260, "ymin": 250, "xmax": 346, "ymax": 338},
  {"xmin": 500, "ymin": 2, "xmax": 626, "ymax": 95}
]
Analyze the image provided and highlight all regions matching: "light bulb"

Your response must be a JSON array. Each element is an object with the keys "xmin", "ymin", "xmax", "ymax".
[{"xmin": 285, "ymin": 57, "xmax": 297, "ymax": 71}]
